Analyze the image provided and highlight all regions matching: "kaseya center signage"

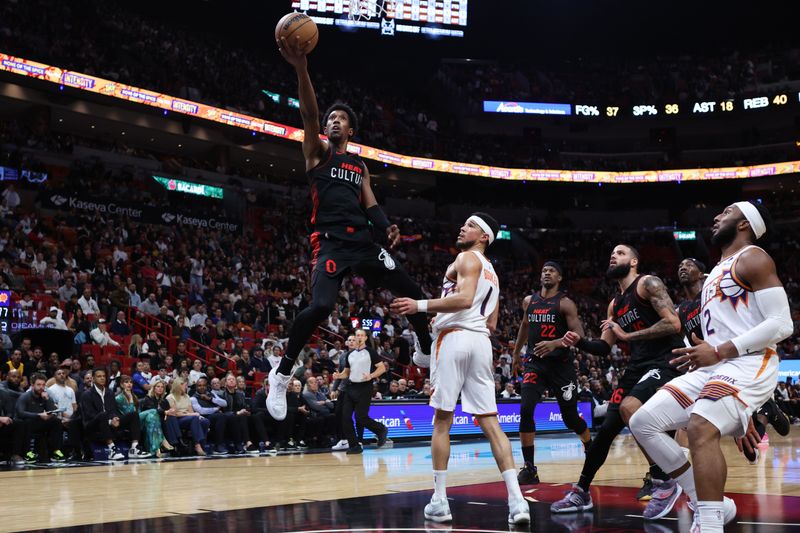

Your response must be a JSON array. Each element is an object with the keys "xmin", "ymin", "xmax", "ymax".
[{"xmin": 43, "ymin": 191, "xmax": 240, "ymax": 233}]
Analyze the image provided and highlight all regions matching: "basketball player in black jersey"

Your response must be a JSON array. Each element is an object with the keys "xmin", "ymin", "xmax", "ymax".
[
  {"xmin": 267, "ymin": 34, "xmax": 433, "ymax": 421},
  {"xmin": 677, "ymin": 258, "xmax": 706, "ymax": 344},
  {"xmin": 512, "ymin": 261, "xmax": 591, "ymax": 485},
  {"xmin": 550, "ymin": 244, "xmax": 684, "ymax": 513}
]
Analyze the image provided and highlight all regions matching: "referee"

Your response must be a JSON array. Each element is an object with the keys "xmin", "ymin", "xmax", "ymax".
[
  {"xmin": 331, "ymin": 334, "xmax": 357, "ymax": 451},
  {"xmin": 335, "ymin": 329, "xmax": 390, "ymax": 454}
]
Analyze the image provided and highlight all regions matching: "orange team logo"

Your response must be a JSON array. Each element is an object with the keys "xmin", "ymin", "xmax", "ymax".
[{"xmin": 0, "ymin": 293, "xmax": 8, "ymax": 304}]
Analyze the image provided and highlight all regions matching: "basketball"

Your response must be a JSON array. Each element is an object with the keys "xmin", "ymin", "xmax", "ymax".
[{"xmin": 275, "ymin": 12, "xmax": 319, "ymax": 53}]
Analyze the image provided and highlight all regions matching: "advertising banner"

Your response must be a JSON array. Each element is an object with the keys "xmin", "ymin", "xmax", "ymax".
[
  {"xmin": 362, "ymin": 400, "xmax": 592, "ymax": 440},
  {"xmin": 42, "ymin": 191, "xmax": 241, "ymax": 233}
]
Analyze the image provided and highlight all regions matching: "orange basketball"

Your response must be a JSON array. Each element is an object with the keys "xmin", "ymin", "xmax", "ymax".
[{"xmin": 275, "ymin": 12, "xmax": 319, "ymax": 53}]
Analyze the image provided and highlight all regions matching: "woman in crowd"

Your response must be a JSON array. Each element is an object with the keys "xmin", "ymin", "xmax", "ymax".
[
  {"xmin": 165, "ymin": 377, "xmax": 209, "ymax": 456},
  {"xmin": 172, "ymin": 358, "xmax": 190, "ymax": 381},
  {"xmin": 141, "ymin": 379, "xmax": 177, "ymax": 452},
  {"xmin": 67, "ymin": 307, "xmax": 91, "ymax": 342},
  {"xmin": 284, "ymin": 379, "xmax": 309, "ymax": 450},
  {"xmin": 128, "ymin": 334, "xmax": 143, "ymax": 358},
  {"xmin": 116, "ymin": 375, "xmax": 172, "ymax": 456}
]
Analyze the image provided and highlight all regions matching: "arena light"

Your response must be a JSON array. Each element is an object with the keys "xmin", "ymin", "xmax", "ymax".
[{"xmin": 3, "ymin": 52, "xmax": 800, "ymax": 184}]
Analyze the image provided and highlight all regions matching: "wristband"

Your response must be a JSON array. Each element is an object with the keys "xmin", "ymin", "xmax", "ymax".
[
  {"xmin": 714, "ymin": 345, "xmax": 721, "ymax": 362},
  {"xmin": 417, "ymin": 300, "xmax": 428, "ymax": 313}
]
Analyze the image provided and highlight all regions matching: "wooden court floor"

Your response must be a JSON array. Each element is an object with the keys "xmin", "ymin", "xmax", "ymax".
[{"xmin": 2, "ymin": 429, "xmax": 799, "ymax": 532}]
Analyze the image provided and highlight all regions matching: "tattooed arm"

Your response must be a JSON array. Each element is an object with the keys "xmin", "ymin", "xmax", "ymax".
[{"xmin": 616, "ymin": 275, "xmax": 681, "ymax": 342}]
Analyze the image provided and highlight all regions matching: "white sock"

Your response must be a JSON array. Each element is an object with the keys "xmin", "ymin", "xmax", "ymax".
[
  {"xmin": 697, "ymin": 501, "xmax": 725, "ymax": 533},
  {"xmin": 131, "ymin": 441, "xmax": 139, "ymax": 449},
  {"xmin": 675, "ymin": 467, "xmax": 698, "ymax": 504},
  {"xmin": 433, "ymin": 470, "xmax": 447, "ymax": 500},
  {"xmin": 501, "ymin": 468, "xmax": 524, "ymax": 504}
]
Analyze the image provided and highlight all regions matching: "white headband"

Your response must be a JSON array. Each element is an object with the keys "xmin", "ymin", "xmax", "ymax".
[
  {"xmin": 733, "ymin": 201, "xmax": 766, "ymax": 239},
  {"xmin": 467, "ymin": 215, "xmax": 495, "ymax": 244}
]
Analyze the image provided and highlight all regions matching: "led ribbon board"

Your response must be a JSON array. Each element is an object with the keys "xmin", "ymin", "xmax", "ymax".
[{"xmin": 2, "ymin": 52, "xmax": 799, "ymax": 184}]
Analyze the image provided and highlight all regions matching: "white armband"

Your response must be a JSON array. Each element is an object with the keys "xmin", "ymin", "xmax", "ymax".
[
  {"xmin": 730, "ymin": 287, "xmax": 793, "ymax": 356},
  {"xmin": 416, "ymin": 300, "xmax": 428, "ymax": 313}
]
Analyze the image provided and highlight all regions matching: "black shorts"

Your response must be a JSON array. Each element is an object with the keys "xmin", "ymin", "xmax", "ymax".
[
  {"xmin": 310, "ymin": 233, "xmax": 398, "ymax": 282},
  {"xmin": 521, "ymin": 355, "xmax": 580, "ymax": 405},
  {"xmin": 607, "ymin": 362, "xmax": 680, "ymax": 413}
]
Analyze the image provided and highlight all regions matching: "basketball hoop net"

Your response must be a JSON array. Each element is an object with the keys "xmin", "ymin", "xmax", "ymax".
[{"xmin": 347, "ymin": 0, "xmax": 395, "ymax": 21}]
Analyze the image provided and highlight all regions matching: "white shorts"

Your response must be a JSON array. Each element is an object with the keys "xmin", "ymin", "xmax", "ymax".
[
  {"xmin": 661, "ymin": 351, "xmax": 778, "ymax": 438},
  {"xmin": 429, "ymin": 329, "xmax": 497, "ymax": 416}
]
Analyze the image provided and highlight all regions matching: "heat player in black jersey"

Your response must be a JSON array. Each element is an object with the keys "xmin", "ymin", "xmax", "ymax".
[
  {"xmin": 267, "ymin": 33, "xmax": 432, "ymax": 422},
  {"xmin": 511, "ymin": 261, "xmax": 591, "ymax": 484},
  {"xmin": 551, "ymin": 244, "xmax": 684, "ymax": 513},
  {"xmin": 676, "ymin": 258, "xmax": 706, "ymax": 345}
]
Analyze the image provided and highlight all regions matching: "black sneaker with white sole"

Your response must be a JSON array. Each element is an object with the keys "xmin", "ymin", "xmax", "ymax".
[{"xmin": 761, "ymin": 398, "xmax": 791, "ymax": 437}]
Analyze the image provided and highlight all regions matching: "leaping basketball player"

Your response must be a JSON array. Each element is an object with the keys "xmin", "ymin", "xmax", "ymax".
[
  {"xmin": 630, "ymin": 202, "xmax": 793, "ymax": 531},
  {"xmin": 391, "ymin": 213, "xmax": 531, "ymax": 525},
  {"xmin": 267, "ymin": 33, "xmax": 433, "ymax": 421}
]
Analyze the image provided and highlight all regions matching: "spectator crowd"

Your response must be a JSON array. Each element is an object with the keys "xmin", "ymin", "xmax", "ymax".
[{"xmin": 0, "ymin": 93, "xmax": 798, "ymax": 465}]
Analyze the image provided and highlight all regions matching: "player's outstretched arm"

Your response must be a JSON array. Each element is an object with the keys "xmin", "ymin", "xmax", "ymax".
[
  {"xmin": 390, "ymin": 252, "xmax": 481, "ymax": 315},
  {"xmin": 565, "ymin": 300, "xmax": 614, "ymax": 356},
  {"xmin": 277, "ymin": 35, "xmax": 326, "ymax": 168}
]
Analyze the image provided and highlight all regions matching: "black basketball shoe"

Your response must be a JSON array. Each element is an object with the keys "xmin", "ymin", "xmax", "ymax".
[{"xmin": 517, "ymin": 463, "xmax": 540, "ymax": 485}]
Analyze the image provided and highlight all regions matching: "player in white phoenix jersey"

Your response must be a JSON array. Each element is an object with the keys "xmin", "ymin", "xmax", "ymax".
[
  {"xmin": 628, "ymin": 201, "xmax": 793, "ymax": 531},
  {"xmin": 391, "ymin": 213, "xmax": 530, "ymax": 526}
]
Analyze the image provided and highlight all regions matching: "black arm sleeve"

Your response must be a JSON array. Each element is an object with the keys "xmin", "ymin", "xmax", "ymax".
[
  {"xmin": 577, "ymin": 337, "xmax": 612, "ymax": 356},
  {"xmin": 366, "ymin": 205, "xmax": 390, "ymax": 232}
]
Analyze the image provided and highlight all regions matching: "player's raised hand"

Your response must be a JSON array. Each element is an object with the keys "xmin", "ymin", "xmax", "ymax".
[
  {"xmin": 277, "ymin": 35, "xmax": 310, "ymax": 69},
  {"xmin": 670, "ymin": 333, "xmax": 718, "ymax": 370},
  {"xmin": 390, "ymin": 297, "xmax": 418, "ymax": 315},
  {"xmin": 562, "ymin": 331, "xmax": 581, "ymax": 347},
  {"xmin": 387, "ymin": 224, "xmax": 401, "ymax": 249}
]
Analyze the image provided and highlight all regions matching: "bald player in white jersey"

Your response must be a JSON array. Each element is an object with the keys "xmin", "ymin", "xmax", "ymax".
[
  {"xmin": 628, "ymin": 201, "xmax": 793, "ymax": 531},
  {"xmin": 391, "ymin": 212, "xmax": 530, "ymax": 526}
]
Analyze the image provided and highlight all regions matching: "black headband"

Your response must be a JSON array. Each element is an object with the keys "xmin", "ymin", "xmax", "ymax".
[{"xmin": 543, "ymin": 261, "xmax": 564, "ymax": 276}]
